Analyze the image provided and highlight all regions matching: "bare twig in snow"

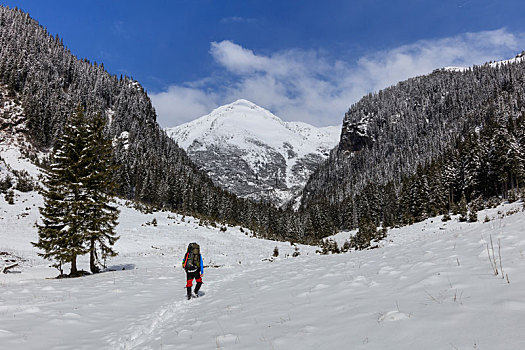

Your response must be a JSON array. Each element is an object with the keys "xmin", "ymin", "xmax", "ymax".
[
  {"xmin": 498, "ymin": 238, "xmax": 504, "ymax": 279},
  {"xmin": 486, "ymin": 235, "xmax": 498, "ymax": 276},
  {"xmin": 1, "ymin": 262, "xmax": 18, "ymax": 273}
]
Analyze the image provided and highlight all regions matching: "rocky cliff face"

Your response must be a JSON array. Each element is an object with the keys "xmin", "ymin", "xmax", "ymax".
[
  {"xmin": 166, "ymin": 99, "xmax": 340, "ymax": 206},
  {"xmin": 339, "ymin": 115, "xmax": 374, "ymax": 153}
]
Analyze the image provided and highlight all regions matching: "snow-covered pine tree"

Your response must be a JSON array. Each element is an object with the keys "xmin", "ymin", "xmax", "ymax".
[
  {"xmin": 33, "ymin": 107, "xmax": 120, "ymax": 276},
  {"xmin": 33, "ymin": 106, "xmax": 91, "ymax": 276},
  {"xmin": 462, "ymin": 133, "xmax": 483, "ymax": 200},
  {"xmin": 83, "ymin": 113, "xmax": 120, "ymax": 273},
  {"xmin": 351, "ymin": 216, "xmax": 378, "ymax": 250},
  {"xmin": 489, "ymin": 124, "xmax": 512, "ymax": 196},
  {"xmin": 505, "ymin": 119, "xmax": 525, "ymax": 192},
  {"xmin": 458, "ymin": 193, "xmax": 468, "ymax": 222},
  {"xmin": 413, "ymin": 165, "xmax": 430, "ymax": 221}
]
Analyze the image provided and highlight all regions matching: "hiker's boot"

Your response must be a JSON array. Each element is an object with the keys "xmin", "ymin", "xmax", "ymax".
[
  {"xmin": 194, "ymin": 282, "xmax": 202, "ymax": 297},
  {"xmin": 186, "ymin": 287, "xmax": 192, "ymax": 300}
]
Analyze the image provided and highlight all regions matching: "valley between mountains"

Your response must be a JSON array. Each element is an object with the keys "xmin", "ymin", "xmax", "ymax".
[{"xmin": 2, "ymin": 5, "xmax": 525, "ymax": 349}]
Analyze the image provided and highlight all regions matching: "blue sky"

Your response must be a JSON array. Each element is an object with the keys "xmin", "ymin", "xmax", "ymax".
[{"xmin": 5, "ymin": 1, "xmax": 525, "ymax": 127}]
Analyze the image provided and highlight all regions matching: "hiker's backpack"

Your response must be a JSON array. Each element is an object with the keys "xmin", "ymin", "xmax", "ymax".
[{"xmin": 184, "ymin": 243, "xmax": 201, "ymax": 272}]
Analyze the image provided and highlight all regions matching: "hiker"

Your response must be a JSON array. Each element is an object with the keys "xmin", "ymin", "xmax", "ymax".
[{"xmin": 182, "ymin": 242, "xmax": 204, "ymax": 299}]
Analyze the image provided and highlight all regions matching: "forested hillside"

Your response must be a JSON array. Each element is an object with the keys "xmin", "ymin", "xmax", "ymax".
[{"xmin": 301, "ymin": 54, "xmax": 525, "ymax": 242}]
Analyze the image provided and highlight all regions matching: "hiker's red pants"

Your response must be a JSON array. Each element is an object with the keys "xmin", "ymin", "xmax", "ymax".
[{"xmin": 186, "ymin": 270, "xmax": 202, "ymax": 287}]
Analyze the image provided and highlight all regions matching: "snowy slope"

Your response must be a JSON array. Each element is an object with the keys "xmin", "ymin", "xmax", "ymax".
[
  {"xmin": 2, "ymin": 139, "xmax": 525, "ymax": 349},
  {"xmin": 165, "ymin": 99, "xmax": 340, "ymax": 206}
]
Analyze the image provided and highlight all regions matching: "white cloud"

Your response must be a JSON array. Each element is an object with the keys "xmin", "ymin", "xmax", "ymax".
[
  {"xmin": 354, "ymin": 28, "xmax": 522, "ymax": 93},
  {"xmin": 209, "ymin": 41, "xmax": 271, "ymax": 74},
  {"xmin": 151, "ymin": 86, "xmax": 218, "ymax": 127},
  {"xmin": 151, "ymin": 29, "xmax": 525, "ymax": 128}
]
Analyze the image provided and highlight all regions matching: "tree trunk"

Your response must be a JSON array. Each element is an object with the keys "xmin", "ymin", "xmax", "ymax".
[
  {"xmin": 89, "ymin": 239, "xmax": 99, "ymax": 273},
  {"xmin": 70, "ymin": 254, "xmax": 78, "ymax": 276}
]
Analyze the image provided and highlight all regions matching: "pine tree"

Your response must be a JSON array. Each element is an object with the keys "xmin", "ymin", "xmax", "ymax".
[
  {"xmin": 33, "ymin": 107, "xmax": 120, "ymax": 275},
  {"xmin": 83, "ymin": 113, "xmax": 120, "ymax": 273},
  {"xmin": 489, "ymin": 124, "xmax": 512, "ymax": 197},
  {"xmin": 468, "ymin": 202, "xmax": 478, "ymax": 223},
  {"xmin": 351, "ymin": 217, "xmax": 378, "ymax": 250},
  {"xmin": 413, "ymin": 166, "xmax": 430, "ymax": 220},
  {"xmin": 458, "ymin": 193, "xmax": 468, "ymax": 222},
  {"xmin": 506, "ymin": 131, "xmax": 524, "ymax": 192},
  {"xmin": 462, "ymin": 134, "xmax": 483, "ymax": 200},
  {"xmin": 33, "ymin": 106, "xmax": 91, "ymax": 276}
]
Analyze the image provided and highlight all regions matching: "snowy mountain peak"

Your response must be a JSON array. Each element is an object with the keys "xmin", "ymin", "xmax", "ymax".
[
  {"xmin": 208, "ymin": 98, "xmax": 284, "ymax": 125},
  {"xmin": 211, "ymin": 98, "xmax": 275, "ymax": 117},
  {"xmin": 166, "ymin": 100, "xmax": 340, "ymax": 206},
  {"xmin": 212, "ymin": 98, "xmax": 264, "ymax": 116},
  {"xmin": 229, "ymin": 98, "xmax": 259, "ymax": 108}
]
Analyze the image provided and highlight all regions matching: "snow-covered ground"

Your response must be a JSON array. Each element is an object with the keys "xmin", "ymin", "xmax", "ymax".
[{"xmin": 2, "ymin": 141, "xmax": 525, "ymax": 349}]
